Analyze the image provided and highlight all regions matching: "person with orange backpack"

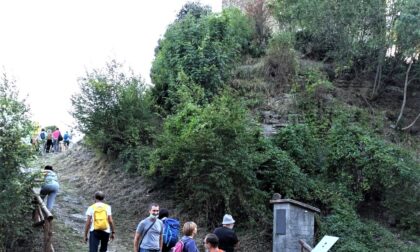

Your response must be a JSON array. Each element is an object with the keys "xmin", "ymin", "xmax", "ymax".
[{"xmin": 83, "ymin": 191, "xmax": 116, "ymax": 252}]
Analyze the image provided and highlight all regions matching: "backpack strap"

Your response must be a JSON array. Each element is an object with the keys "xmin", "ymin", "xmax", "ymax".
[
  {"xmin": 139, "ymin": 218, "xmax": 157, "ymax": 248},
  {"xmin": 181, "ymin": 237, "xmax": 192, "ymax": 252}
]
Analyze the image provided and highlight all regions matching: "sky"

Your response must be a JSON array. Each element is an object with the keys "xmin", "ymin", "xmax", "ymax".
[{"xmin": 0, "ymin": 0, "xmax": 222, "ymax": 130}]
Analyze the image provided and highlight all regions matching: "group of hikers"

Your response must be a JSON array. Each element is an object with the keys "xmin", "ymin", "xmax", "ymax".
[
  {"xmin": 32, "ymin": 127, "xmax": 71, "ymax": 153},
  {"xmin": 39, "ymin": 165, "xmax": 238, "ymax": 252},
  {"xmin": 85, "ymin": 193, "xmax": 238, "ymax": 252}
]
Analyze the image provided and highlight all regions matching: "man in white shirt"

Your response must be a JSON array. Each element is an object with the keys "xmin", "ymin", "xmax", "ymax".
[{"xmin": 83, "ymin": 191, "xmax": 116, "ymax": 252}]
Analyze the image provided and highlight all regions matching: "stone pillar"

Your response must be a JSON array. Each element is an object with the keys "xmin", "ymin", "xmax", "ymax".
[{"xmin": 270, "ymin": 194, "xmax": 320, "ymax": 252}]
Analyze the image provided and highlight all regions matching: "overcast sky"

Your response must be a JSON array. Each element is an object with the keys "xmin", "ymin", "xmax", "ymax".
[{"xmin": 0, "ymin": 0, "xmax": 222, "ymax": 130}]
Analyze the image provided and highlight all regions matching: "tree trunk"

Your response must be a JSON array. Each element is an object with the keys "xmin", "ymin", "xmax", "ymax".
[
  {"xmin": 402, "ymin": 112, "xmax": 420, "ymax": 130},
  {"xmin": 395, "ymin": 61, "xmax": 413, "ymax": 127},
  {"xmin": 371, "ymin": 50, "xmax": 385, "ymax": 98}
]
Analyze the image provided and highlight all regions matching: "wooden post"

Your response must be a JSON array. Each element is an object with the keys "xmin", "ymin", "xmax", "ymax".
[
  {"xmin": 32, "ymin": 189, "xmax": 54, "ymax": 252},
  {"xmin": 299, "ymin": 239, "xmax": 312, "ymax": 252},
  {"xmin": 44, "ymin": 219, "xmax": 53, "ymax": 252}
]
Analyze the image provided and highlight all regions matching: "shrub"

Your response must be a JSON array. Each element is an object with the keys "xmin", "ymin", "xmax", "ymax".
[
  {"xmin": 273, "ymin": 124, "xmax": 326, "ymax": 174},
  {"xmin": 245, "ymin": 0, "xmax": 271, "ymax": 56},
  {"xmin": 71, "ymin": 61, "xmax": 157, "ymax": 171},
  {"xmin": 264, "ymin": 32, "xmax": 297, "ymax": 90},
  {"xmin": 176, "ymin": 1, "xmax": 211, "ymax": 21},
  {"xmin": 150, "ymin": 88, "xmax": 266, "ymax": 227},
  {"xmin": 0, "ymin": 73, "xmax": 35, "ymax": 250},
  {"xmin": 151, "ymin": 7, "xmax": 255, "ymax": 114},
  {"xmin": 271, "ymin": 105, "xmax": 420, "ymax": 249},
  {"xmin": 256, "ymin": 145, "xmax": 314, "ymax": 200}
]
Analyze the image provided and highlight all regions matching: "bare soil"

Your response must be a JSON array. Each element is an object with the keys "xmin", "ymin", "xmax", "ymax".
[
  {"xmin": 35, "ymin": 144, "xmax": 163, "ymax": 252},
  {"xmin": 34, "ymin": 144, "xmax": 271, "ymax": 252}
]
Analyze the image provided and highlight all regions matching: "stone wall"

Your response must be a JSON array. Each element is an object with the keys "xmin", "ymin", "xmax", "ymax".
[
  {"xmin": 222, "ymin": 0, "xmax": 253, "ymax": 11},
  {"xmin": 222, "ymin": 0, "xmax": 278, "ymax": 32}
]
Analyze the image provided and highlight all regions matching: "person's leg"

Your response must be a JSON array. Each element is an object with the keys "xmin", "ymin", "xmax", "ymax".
[
  {"xmin": 40, "ymin": 186, "xmax": 50, "ymax": 201},
  {"xmin": 46, "ymin": 185, "xmax": 59, "ymax": 210},
  {"xmin": 162, "ymin": 246, "xmax": 171, "ymax": 252},
  {"xmin": 98, "ymin": 231, "xmax": 110, "ymax": 252},
  {"xmin": 53, "ymin": 139, "xmax": 58, "ymax": 152},
  {"xmin": 46, "ymin": 141, "xmax": 51, "ymax": 153},
  {"xmin": 40, "ymin": 184, "xmax": 59, "ymax": 210},
  {"xmin": 89, "ymin": 231, "xmax": 100, "ymax": 252}
]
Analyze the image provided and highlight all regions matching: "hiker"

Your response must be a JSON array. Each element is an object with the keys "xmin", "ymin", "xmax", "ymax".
[
  {"xmin": 158, "ymin": 208, "xmax": 180, "ymax": 252},
  {"xmin": 40, "ymin": 165, "xmax": 60, "ymax": 211},
  {"xmin": 176, "ymin": 221, "xmax": 199, "ymax": 252},
  {"xmin": 133, "ymin": 203, "xmax": 164, "ymax": 252},
  {"xmin": 38, "ymin": 128, "xmax": 47, "ymax": 152},
  {"xmin": 213, "ymin": 214, "xmax": 239, "ymax": 252},
  {"xmin": 45, "ymin": 130, "xmax": 53, "ymax": 153},
  {"xmin": 52, "ymin": 127, "xmax": 61, "ymax": 153},
  {"xmin": 83, "ymin": 191, "xmax": 116, "ymax": 252},
  {"xmin": 63, "ymin": 131, "xmax": 70, "ymax": 151},
  {"xmin": 39, "ymin": 128, "xmax": 47, "ymax": 141},
  {"xmin": 204, "ymin": 233, "xmax": 225, "ymax": 252}
]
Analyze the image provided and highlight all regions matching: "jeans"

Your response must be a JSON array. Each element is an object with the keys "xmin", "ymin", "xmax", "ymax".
[
  {"xmin": 53, "ymin": 139, "xmax": 59, "ymax": 152},
  {"xmin": 89, "ymin": 230, "xmax": 110, "ymax": 252},
  {"xmin": 139, "ymin": 248, "xmax": 160, "ymax": 252},
  {"xmin": 40, "ymin": 183, "xmax": 59, "ymax": 211}
]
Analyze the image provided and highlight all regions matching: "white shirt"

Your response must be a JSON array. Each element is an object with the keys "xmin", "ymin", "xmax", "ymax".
[{"xmin": 85, "ymin": 202, "xmax": 112, "ymax": 233}]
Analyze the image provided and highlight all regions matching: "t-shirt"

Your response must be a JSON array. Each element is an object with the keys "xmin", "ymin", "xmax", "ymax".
[
  {"xmin": 136, "ymin": 217, "xmax": 163, "ymax": 250},
  {"xmin": 213, "ymin": 227, "xmax": 238, "ymax": 252},
  {"xmin": 44, "ymin": 170, "xmax": 59, "ymax": 186},
  {"xmin": 52, "ymin": 130, "xmax": 60, "ymax": 140},
  {"xmin": 63, "ymin": 133, "xmax": 70, "ymax": 141},
  {"xmin": 85, "ymin": 202, "xmax": 112, "ymax": 233},
  {"xmin": 181, "ymin": 236, "xmax": 199, "ymax": 252}
]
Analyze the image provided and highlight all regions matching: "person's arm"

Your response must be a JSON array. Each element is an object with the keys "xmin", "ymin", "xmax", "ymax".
[
  {"xmin": 233, "ymin": 233, "xmax": 239, "ymax": 249},
  {"xmin": 133, "ymin": 231, "xmax": 141, "ymax": 252},
  {"xmin": 108, "ymin": 215, "xmax": 115, "ymax": 240},
  {"xmin": 83, "ymin": 215, "xmax": 92, "ymax": 243},
  {"xmin": 159, "ymin": 232, "xmax": 163, "ymax": 251}
]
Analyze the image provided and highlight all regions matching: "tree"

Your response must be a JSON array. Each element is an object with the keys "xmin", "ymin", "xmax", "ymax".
[
  {"xmin": 71, "ymin": 61, "xmax": 157, "ymax": 171},
  {"xmin": 269, "ymin": 0, "xmax": 388, "ymax": 77},
  {"xmin": 151, "ymin": 8, "xmax": 255, "ymax": 114},
  {"xmin": 150, "ymin": 87, "xmax": 267, "ymax": 226},
  {"xmin": 0, "ymin": 73, "xmax": 35, "ymax": 249},
  {"xmin": 393, "ymin": 0, "xmax": 420, "ymax": 129},
  {"xmin": 176, "ymin": 1, "xmax": 211, "ymax": 21}
]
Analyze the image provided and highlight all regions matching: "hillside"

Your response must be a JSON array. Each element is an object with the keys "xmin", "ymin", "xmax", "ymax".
[
  {"xmin": 2, "ymin": 2, "xmax": 419, "ymax": 251},
  {"xmin": 33, "ymin": 144, "xmax": 270, "ymax": 252}
]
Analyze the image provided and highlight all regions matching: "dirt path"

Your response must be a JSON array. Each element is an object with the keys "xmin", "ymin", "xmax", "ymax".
[
  {"xmin": 36, "ymin": 147, "xmax": 139, "ymax": 252},
  {"xmin": 34, "ymin": 144, "xmax": 269, "ymax": 252}
]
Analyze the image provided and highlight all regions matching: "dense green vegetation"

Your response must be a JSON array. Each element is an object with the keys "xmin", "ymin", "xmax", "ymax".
[
  {"xmin": 0, "ymin": 74, "xmax": 36, "ymax": 250},
  {"xmin": 71, "ymin": 61, "xmax": 158, "ymax": 172},
  {"xmin": 150, "ymin": 6, "xmax": 255, "ymax": 113},
  {"xmin": 70, "ymin": 1, "xmax": 420, "ymax": 250},
  {"xmin": 0, "ymin": 1, "xmax": 416, "ymax": 250}
]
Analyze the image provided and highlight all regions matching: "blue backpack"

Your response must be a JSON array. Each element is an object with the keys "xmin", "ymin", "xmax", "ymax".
[{"xmin": 163, "ymin": 218, "xmax": 180, "ymax": 248}]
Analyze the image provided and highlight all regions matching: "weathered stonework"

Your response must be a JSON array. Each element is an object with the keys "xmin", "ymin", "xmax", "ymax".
[
  {"xmin": 222, "ymin": 0, "xmax": 254, "ymax": 11},
  {"xmin": 222, "ymin": 0, "xmax": 278, "ymax": 32}
]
